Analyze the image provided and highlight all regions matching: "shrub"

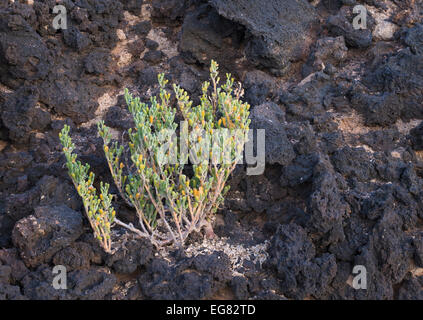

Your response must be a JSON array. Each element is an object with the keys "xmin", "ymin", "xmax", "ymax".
[
  {"xmin": 60, "ymin": 60, "xmax": 250, "ymax": 251},
  {"xmin": 59, "ymin": 125, "xmax": 115, "ymax": 253}
]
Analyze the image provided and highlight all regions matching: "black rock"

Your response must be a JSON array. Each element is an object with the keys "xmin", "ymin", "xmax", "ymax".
[
  {"xmin": 250, "ymin": 102, "xmax": 295, "ymax": 166},
  {"xmin": 210, "ymin": 0, "xmax": 318, "ymax": 75},
  {"xmin": 327, "ymin": 6, "xmax": 373, "ymax": 48},
  {"xmin": 143, "ymin": 50, "xmax": 164, "ymax": 64},
  {"xmin": 12, "ymin": 205, "xmax": 83, "ymax": 268},
  {"xmin": 133, "ymin": 20, "xmax": 152, "ymax": 36},
  {"xmin": 63, "ymin": 26, "xmax": 91, "ymax": 52}
]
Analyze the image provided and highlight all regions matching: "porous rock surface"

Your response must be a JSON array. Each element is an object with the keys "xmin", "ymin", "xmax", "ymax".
[{"xmin": 0, "ymin": 0, "xmax": 422, "ymax": 300}]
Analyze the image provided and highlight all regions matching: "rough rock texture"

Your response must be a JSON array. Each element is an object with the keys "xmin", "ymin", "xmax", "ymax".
[
  {"xmin": 210, "ymin": 0, "xmax": 318, "ymax": 75},
  {"xmin": 358, "ymin": 48, "xmax": 423, "ymax": 124},
  {"xmin": 1, "ymin": 86, "xmax": 50, "ymax": 144},
  {"xmin": 0, "ymin": 0, "xmax": 423, "ymax": 301},
  {"xmin": 327, "ymin": 6, "xmax": 374, "ymax": 48},
  {"xmin": 250, "ymin": 102, "xmax": 295, "ymax": 166},
  {"xmin": 268, "ymin": 224, "xmax": 337, "ymax": 299},
  {"xmin": 179, "ymin": 3, "xmax": 244, "ymax": 69},
  {"xmin": 302, "ymin": 36, "xmax": 348, "ymax": 77},
  {"xmin": 12, "ymin": 205, "xmax": 83, "ymax": 268},
  {"xmin": 21, "ymin": 264, "xmax": 116, "ymax": 300},
  {"xmin": 138, "ymin": 251, "xmax": 232, "ymax": 299},
  {"xmin": 106, "ymin": 238, "xmax": 154, "ymax": 274}
]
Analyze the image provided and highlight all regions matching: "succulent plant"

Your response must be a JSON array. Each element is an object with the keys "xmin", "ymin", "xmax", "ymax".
[{"xmin": 60, "ymin": 60, "xmax": 250, "ymax": 252}]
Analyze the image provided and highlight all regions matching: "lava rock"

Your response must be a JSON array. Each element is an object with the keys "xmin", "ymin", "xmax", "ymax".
[
  {"xmin": 0, "ymin": 249, "xmax": 29, "ymax": 283},
  {"xmin": 180, "ymin": 4, "xmax": 244, "ymax": 68},
  {"xmin": 409, "ymin": 122, "xmax": 423, "ymax": 151},
  {"xmin": 210, "ymin": 0, "xmax": 318, "ymax": 75},
  {"xmin": 303, "ymin": 36, "xmax": 348, "ymax": 77},
  {"xmin": 250, "ymin": 102, "xmax": 295, "ymax": 166},
  {"xmin": 143, "ymin": 50, "xmax": 164, "ymax": 64},
  {"xmin": 327, "ymin": 6, "xmax": 373, "ymax": 48},
  {"xmin": 12, "ymin": 205, "xmax": 83, "ymax": 268},
  {"xmin": 231, "ymin": 276, "xmax": 249, "ymax": 299},
  {"xmin": 138, "ymin": 66, "xmax": 159, "ymax": 87},
  {"xmin": 106, "ymin": 238, "xmax": 153, "ymax": 274},
  {"xmin": 403, "ymin": 23, "xmax": 423, "ymax": 55},
  {"xmin": 133, "ymin": 20, "xmax": 152, "ymax": 36},
  {"xmin": 0, "ymin": 283, "xmax": 25, "ymax": 300},
  {"xmin": 52, "ymin": 242, "xmax": 96, "ymax": 271},
  {"xmin": 268, "ymin": 223, "xmax": 337, "ymax": 299},
  {"xmin": 281, "ymin": 153, "xmax": 319, "ymax": 187},
  {"xmin": 398, "ymin": 274, "xmax": 423, "ymax": 300},
  {"xmin": 243, "ymin": 70, "xmax": 276, "ymax": 107},
  {"xmin": 151, "ymin": 0, "xmax": 195, "ymax": 24},
  {"xmin": 120, "ymin": 0, "xmax": 143, "ymax": 14},
  {"xmin": 308, "ymin": 158, "xmax": 348, "ymax": 245},
  {"xmin": 412, "ymin": 232, "xmax": 423, "ymax": 267},
  {"xmin": 139, "ymin": 251, "xmax": 232, "ymax": 299},
  {"xmin": 84, "ymin": 49, "xmax": 111, "ymax": 75},
  {"xmin": 360, "ymin": 48, "xmax": 423, "ymax": 124},
  {"xmin": 104, "ymin": 105, "xmax": 135, "ymax": 130},
  {"xmin": 21, "ymin": 264, "xmax": 116, "ymax": 300},
  {"xmin": 1, "ymin": 86, "xmax": 50, "ymax": 144},
  {"xmin": 5, "ymin": 175, "xmax": 81, "ymax": 222},
  {"xmin": 0, "ymin": 11, "xmax": 51, "ymax": 87},
  {"xmin": 331, "ymin": 146, "xmax": 377, "ymax": 182},
  {"xmin": 63, "ymin": 26, "xmax": 91, "ymax": 52}
]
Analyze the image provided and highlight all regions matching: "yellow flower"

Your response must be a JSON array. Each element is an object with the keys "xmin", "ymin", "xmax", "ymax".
[
  {"xmin": 138, "ymin": 154, "xmax": 143, "ymax": 162},
  {"xmin": 193, "ymin": 189, "xmax": 199, "ymax": 198},
  {"xmin": 120, "ymin": 162, "xmax": 124, "ymax": 169},
  {"xmin": 104, "ymin": 145, "xmax": 109, "ymax": 153},
  {"xmin": 149, "ymin": 115, "xmax": 154, "ymax": 124},
  {"xmin": 100, "ymin": 194, "xmax": 104, "ymax": 200}
]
